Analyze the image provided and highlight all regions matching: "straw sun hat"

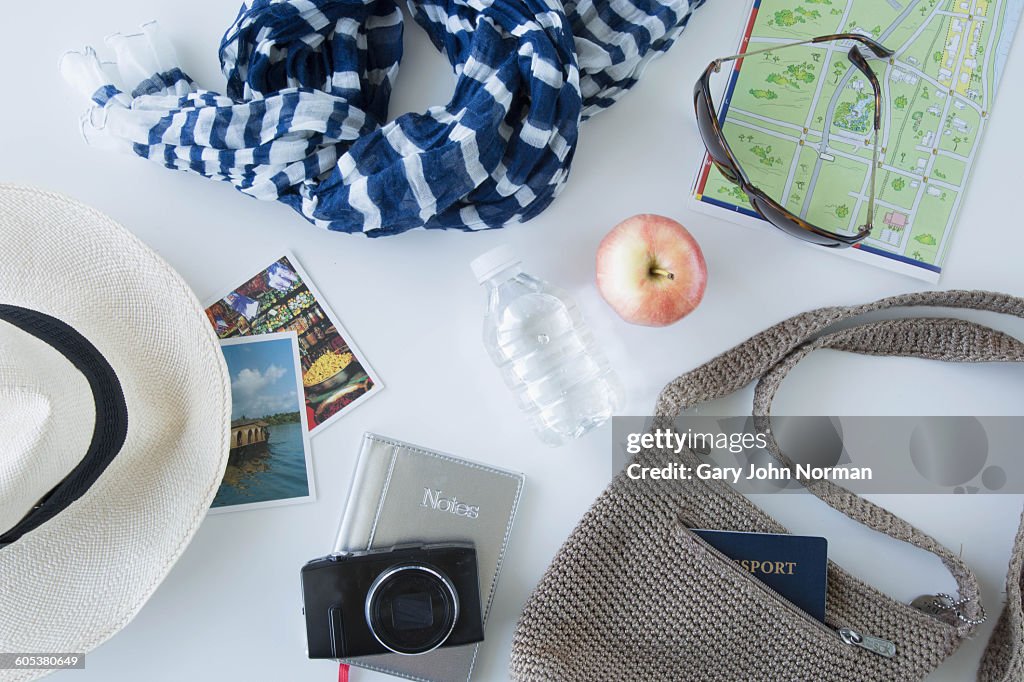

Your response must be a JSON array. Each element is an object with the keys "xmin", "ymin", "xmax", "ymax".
[{"xmin": 0, "ymin": 185, "xmax": 231, "ymax": 680}]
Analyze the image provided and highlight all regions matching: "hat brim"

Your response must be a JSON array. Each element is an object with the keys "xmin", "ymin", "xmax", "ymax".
[{"xmin": 0, "ymin": 185, "xmax": 231, "ymax": 681}]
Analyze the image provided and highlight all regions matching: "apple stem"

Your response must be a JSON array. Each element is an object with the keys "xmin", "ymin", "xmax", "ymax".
[{"xmin": 649, "ymin": 267, "xmax": 675, "ymax": 280}]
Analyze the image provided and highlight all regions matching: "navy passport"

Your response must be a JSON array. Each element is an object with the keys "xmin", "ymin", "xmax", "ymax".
[{"xmin": 692, "ymin": 529, "xmax": 828, "ymax": 623}]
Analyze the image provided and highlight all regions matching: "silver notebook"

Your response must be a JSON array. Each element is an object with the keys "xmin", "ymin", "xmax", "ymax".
[{"xmin": 335, "ymin": 433, "xmax": 525, "ymax": 682}]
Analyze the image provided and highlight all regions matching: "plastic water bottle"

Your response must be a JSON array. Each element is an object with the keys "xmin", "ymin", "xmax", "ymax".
[{"xmin": 471, "ymin": 245, "xmax": 622, "ymax": 446}]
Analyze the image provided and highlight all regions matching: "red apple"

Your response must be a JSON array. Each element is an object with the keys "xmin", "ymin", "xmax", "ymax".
[{"xmin": 596, "ymin": 214, "xmax": 707, "ymax": 327}]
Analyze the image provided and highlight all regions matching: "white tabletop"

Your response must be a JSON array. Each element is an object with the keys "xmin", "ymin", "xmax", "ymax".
[{"xmin": 3, "ymin": 1, "xmax": 1024, "ymax": 680}]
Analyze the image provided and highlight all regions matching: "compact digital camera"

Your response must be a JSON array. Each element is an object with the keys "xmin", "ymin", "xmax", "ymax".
[{"xmin": 301, "ymin": 543, "xmax": 484, "ymax": 659}]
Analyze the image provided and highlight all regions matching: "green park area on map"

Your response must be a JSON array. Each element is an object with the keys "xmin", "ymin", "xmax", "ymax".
[{"xmin": 699, "ymin": 0, "xmax": 1019, "ymax": 268}]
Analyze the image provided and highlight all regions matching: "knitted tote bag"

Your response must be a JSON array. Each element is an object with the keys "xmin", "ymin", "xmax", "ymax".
[{"xmin": 510, "ymin": 290, "xmax": 1024, "ymax": 682}]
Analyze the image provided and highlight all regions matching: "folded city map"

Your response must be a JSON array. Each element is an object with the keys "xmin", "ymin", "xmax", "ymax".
[{"xmin": 691, "ymin": 0, "xmax": 1022, "ymax": 280}]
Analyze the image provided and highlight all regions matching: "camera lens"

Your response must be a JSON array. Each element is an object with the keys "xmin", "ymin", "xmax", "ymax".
[{"xmin": 365, "ymin": 564, "xmax": 459, "ymax": 655}]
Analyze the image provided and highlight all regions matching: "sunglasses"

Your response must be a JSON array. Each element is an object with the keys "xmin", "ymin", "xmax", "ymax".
[{"xmin": 695, "ymin": 34, "xmax": 895, "ymax": 248}]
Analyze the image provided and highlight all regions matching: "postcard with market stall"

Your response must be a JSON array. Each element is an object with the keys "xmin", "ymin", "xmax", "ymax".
[{"xmin": 205, "ymin": 254, "xmax": 382, "ymax": 434}]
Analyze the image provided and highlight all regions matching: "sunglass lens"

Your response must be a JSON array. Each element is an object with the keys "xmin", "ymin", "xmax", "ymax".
[
  {"xmin": 695, "ymin": 88, "xmax": 742, "ymax": 185},
  {"xmin": 749, "ymin": 193, "xmax": 843, "ymax": 247},
  {"xmin": 713, "ymin": 159, "xmax": 742, "ymax": 185}
]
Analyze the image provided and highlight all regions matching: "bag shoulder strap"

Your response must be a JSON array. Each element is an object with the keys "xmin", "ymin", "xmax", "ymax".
[{"xmin": 655, "ymin": 290, "xmax": 1024, "ymax": 415}]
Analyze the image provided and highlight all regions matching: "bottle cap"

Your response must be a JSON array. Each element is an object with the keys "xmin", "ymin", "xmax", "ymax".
[{"xmin": 470, "ymin": 245, "xmax": 520, "ymax": 284}]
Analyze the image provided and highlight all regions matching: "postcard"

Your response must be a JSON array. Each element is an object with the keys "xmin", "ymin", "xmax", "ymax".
[
  {"xmin": 204, "ymin": 254, "xmax": 382, "ymax": 434},
  {"xmin": 211, "ymin": 333, "xmax": 316, "ymax": 513}
]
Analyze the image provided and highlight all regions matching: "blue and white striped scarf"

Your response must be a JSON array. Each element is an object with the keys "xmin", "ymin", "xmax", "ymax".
[{"xmin": 62, "ymin": 0, "xmax": 707, "ymax": 235}]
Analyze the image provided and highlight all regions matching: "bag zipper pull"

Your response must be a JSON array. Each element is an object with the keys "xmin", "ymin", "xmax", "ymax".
[
  {"xmin": 838, "ymin": 628, "xmax": 896, "ymax": 658},
  {"xmin": 910, "ymin": 593, "xmax": 988, "ymax": 626}
]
